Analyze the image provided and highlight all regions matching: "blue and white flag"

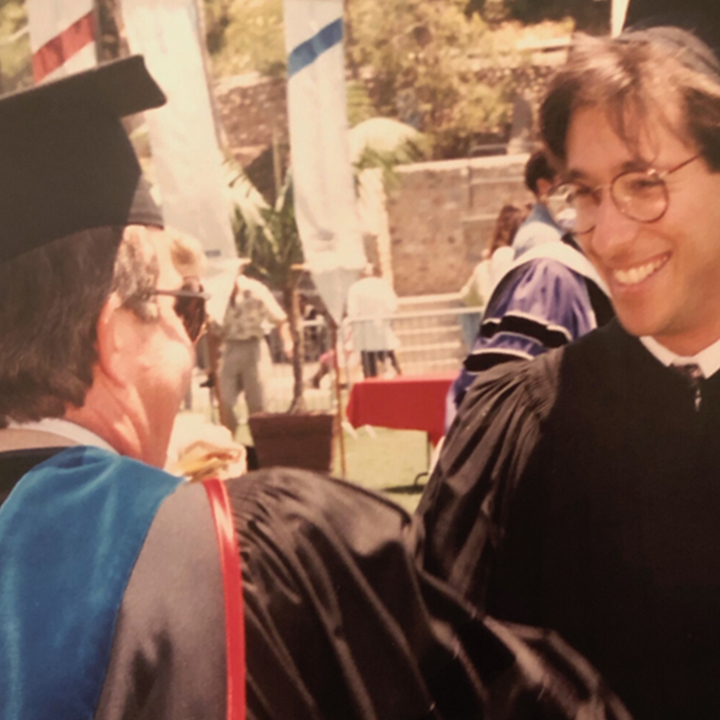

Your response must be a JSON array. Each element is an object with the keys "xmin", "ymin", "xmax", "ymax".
[{"xmin": 284, "ymin": 0, "xmax": 366, "ymax": 324}]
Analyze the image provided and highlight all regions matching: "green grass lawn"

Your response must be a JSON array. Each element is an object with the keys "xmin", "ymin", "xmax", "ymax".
[
  {"xmin": 235, "ymin": 421, "xmax": 428, "ymax": 514},
  {"xmin": 333, "ymin": 427, "xmax": 429, "ymax": 514}
]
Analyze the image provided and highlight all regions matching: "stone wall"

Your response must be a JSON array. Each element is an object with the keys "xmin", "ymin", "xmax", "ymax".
[{"xmin": 387, "ymin": 155, "xmax": 534, "ymax": 296}]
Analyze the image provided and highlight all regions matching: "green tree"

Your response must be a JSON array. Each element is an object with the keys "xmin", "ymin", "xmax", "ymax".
[
  {"xmin": 230, "ymin": 165, "xmax": 307, "ymax": 412},
  {"xmin": 346, "ymin": 80, "xmax": 375, "ymax": 128},
  {"xmin": 0, "ymin": 0, "xmax": 31, "ymax": 94},
  {"xmin": 203, "ymin": 0, "xmax": 286, "ymax": 78},
  {"xmin": 202, "ymin": 0, "xmax": 522, "ymax": 158},
  {"xmin": 345, "ymin": 0, "xmax": 518, "ymax": 157},
  {"xmin": 470, "ymin": 0, "xmax": 609, "ymax": 32}
]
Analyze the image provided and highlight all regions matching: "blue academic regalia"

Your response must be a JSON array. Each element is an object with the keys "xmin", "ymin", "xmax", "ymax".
[{"xmin": 0, "ymin": 446, "xmax": 182, "ymax": 719}]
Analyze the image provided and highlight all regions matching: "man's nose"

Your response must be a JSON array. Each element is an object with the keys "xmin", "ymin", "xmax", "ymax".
[{"xmin": 586, "ymin": 194, "xmax": 639, "ymax": 260}]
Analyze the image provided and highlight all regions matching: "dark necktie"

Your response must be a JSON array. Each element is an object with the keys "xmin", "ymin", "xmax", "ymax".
[{"xmin": 672, "ymin": 362, "xmax": 704, "ymax": 411}]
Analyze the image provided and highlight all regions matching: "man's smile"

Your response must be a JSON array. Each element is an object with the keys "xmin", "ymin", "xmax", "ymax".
[{"xmin": 608, "ymin": 253, "xmax": 670, "ymax": 287}]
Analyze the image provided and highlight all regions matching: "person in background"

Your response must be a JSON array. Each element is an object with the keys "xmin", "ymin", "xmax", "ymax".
[
  {"xmin": 488, "ymin": 203, "xmax": 528, "ymax": 283},
  {"xmin": 346, "ymin": 262, "xmax": 401, "ymax": 377},
  {"xmin": 458, "ymin": 203, "xmax": 527, "ymax": 349},
  {"xmin": 418, "ymin": 13, "xmax": 720, "ymax": 719},
  {"xmin": 511, "ymin": 150, "xmax": 564, "ymax": 258},
  {"xmin": 216, "ymin": 261, "xmax": 291, "ymax": 433}
]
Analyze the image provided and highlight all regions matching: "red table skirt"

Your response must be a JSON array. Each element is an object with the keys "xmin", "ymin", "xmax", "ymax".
[{"xmin": 345, "ymin": 373, "xmax": 455, "ymax": 446}]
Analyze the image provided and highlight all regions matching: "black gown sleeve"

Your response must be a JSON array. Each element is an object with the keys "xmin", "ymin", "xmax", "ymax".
[
  {"xmin": 415, "ymin": 349, "xmax": 562, "ymax": 609},
  {"xmin": 227, "ymin": 468, "xmax": 487, "ymax": 720},
  {"xmin": 226, "ymin": 465, "xmax": 632, "ymax": 720}
]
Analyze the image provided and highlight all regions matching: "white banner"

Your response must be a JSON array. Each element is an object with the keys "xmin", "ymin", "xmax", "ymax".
[
  {"xmin": 27, "ymin": 0, "xmax": 96, "ymax": 82},
  {"xmin": 284, "ymin": 0, "xmax": 366, "ymax": 324},
  {"xmin": 121, "ymin": 0, "xmax": 236, "ymax": 262}
]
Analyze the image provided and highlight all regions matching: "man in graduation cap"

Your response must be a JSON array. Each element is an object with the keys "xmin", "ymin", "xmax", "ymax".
[
  {"xmin": 417, "ymin": 5, "xmax": 720, "ymax": 719},
  {"xmin": 0, "ymin": 56, "xmax": 635, "ymax": 720}
]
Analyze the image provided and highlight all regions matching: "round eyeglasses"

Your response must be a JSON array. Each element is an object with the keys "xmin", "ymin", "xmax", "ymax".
[
  {"xmin": 548, "ymin": 154, "xmax": 700, "ymax": 235},
  {"xmin": 150, "ymin": 277, "xmax": 210, "ymax": 343}
]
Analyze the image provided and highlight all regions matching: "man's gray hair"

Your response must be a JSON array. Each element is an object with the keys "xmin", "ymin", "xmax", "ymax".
[{"xmin": 0, "ymin": 225, "xmax": 164, "ymax": 425}]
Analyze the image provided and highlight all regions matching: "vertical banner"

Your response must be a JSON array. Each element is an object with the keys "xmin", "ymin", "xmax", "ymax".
[
  {"xmin": 121, "ymin": 0, "xmax": 236, "ymax": 262},
  {"xmin": 27, "ymin": 0, "xmax": 97, "ymax": 82},
  {"xmin": 284, "ymin": 0, "xmax": 366, "ymax": 324}
]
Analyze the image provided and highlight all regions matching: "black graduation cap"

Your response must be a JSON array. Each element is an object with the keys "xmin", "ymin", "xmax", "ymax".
[
  {"xmin": 0, "ymin": 55, "xmax": 166, "ymax": 263},
  {"xmin": 623, "ymin": 0, "xmax": 720, "ymax": 59}
]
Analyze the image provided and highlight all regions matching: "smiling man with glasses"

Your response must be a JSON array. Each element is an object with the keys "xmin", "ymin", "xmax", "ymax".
[{"xmin": 418, "ymin": 13, "xmax": 720, "ymax": 720}]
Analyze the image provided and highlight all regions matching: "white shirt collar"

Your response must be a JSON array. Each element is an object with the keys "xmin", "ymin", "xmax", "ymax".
[
  {"xmin": 6, "ymin": 418, "xmax": 118, "ymax": 454},
  {"xmin": 640, "ymin": 335, "xmax": 720, "ymax": 378}
]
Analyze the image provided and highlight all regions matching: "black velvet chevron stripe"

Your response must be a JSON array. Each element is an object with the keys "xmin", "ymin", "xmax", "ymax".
[
  {"xmin": 480, "ymin": 315, "xmax": 571, "ymax": 349},
  {"xmin": 464, "ymin": 351, "xmax": 529, "ymax": 373}
]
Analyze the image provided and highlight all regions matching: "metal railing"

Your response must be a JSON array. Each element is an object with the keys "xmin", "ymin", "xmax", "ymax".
[{"xmin": 340, "ymin": 305, "xmax": 481, "ymax": 388}]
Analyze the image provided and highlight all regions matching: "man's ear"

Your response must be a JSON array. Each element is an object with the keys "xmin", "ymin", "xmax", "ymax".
[{"xmin": 95, "ymin": 293, "xmax": 133, "ymax": 387}]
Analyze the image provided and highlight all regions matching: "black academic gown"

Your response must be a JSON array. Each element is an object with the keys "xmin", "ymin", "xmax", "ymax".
[
  {"xmin": 0, "ymin": 450, "xmax": 632, "ymax": 720},
  {"xmin": 417, "ymin": 320, "xmax": 720, "ymax": 720}
]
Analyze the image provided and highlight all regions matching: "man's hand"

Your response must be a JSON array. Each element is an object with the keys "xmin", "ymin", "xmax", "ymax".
[{"xmin": 167, "ymin": 416, "xmax": 247, "ymax": 482}]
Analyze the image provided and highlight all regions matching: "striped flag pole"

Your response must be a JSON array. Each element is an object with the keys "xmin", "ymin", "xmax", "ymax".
[
  {"xmin": 27, "ymin": 0, "xmax": 97, "ymax": 83},
  {"xmin": 284, "ymin": 0, "xmax": 366, "ymax": 325}
]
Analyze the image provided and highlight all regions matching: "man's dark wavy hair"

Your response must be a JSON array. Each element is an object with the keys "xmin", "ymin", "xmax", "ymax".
[{"xmin": 541, "ymin": 28, "xmax": 720, "ymax": 172}]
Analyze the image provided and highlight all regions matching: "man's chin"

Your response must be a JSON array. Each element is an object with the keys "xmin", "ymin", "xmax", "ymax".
[
  {"xmin": 612, "ymin": 302, "xmax": 668, "ymax": 340},
  {"xmin": 614, "ymin": 313, "xmax": 650, "ymax": 339}
]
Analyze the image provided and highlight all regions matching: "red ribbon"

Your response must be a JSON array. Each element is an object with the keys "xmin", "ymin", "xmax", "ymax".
[{"xmin": 203, "ymin": 478, "xmax": 246, "ymax": 720}]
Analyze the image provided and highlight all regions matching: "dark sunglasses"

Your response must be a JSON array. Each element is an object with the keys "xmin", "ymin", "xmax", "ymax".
[{"xmin": 150, "ymin": 278, "xmax": 210, "ymax": 343}]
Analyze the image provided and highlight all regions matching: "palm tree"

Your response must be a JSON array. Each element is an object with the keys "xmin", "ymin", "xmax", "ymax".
[{"xmin": 229, "ymin": 167, "xmax": 307, "ymax": 413}]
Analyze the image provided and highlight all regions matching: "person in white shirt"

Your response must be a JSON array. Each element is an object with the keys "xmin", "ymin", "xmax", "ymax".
[{"xmin": 346, "ymin": 263, "xmax": 401, "ymax": 377}]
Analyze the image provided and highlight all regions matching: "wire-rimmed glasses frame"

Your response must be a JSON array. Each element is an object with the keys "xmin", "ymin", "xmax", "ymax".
[
  {"xmin": 149, "ymin": 277, "xmax": 210, "ymax": 343},
  {"xmin": 550, "ymin": 154, "xmax": 701, "ymax": 235}
]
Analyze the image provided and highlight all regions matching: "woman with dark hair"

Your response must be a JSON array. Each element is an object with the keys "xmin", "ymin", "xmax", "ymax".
[
  {"xmin": 459, "ymin": 203, "xmax": 528, "ymax": 348},
  {"xmin": 488, "ymin": 202, "xmax": 529, "ymax": 280}
]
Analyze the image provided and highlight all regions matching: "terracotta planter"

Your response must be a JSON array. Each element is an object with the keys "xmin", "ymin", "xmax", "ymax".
[{"xmin": 248, "ymin": 412, "xmax": 334, "ymax": 472}]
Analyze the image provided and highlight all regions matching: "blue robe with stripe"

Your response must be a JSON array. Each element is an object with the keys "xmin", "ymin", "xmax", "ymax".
[
  {"xmin": 0, "ymin": 446, "xmax": 182, "ymax": 720},
  {"xmin": 447, "ymin": 241, "xmax": 613, "ymax": 428}
]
